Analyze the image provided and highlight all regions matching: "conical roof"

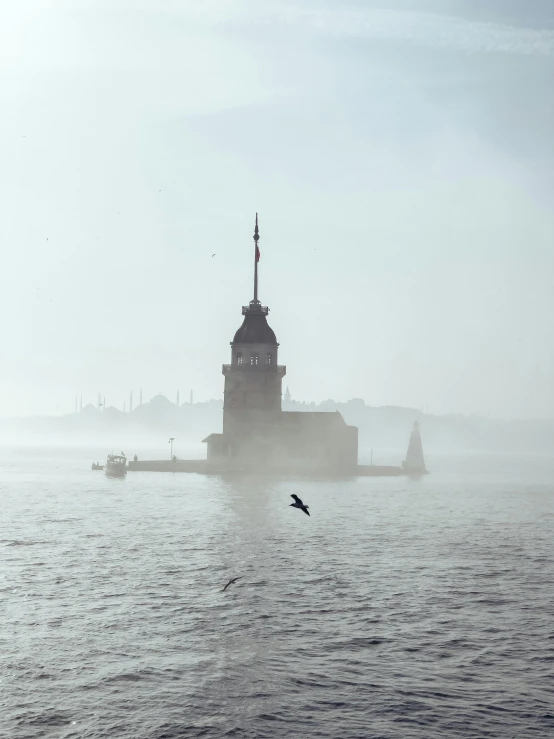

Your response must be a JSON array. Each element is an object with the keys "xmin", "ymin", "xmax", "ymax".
[{"xmin": 233, "ymin": 312, "xmax": 277, "ymax": 344}]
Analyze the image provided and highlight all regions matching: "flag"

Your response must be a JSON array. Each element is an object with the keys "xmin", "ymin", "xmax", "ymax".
[{"xmin": 254, "ymin": 213, "xmax": 260, "ymax": 262}]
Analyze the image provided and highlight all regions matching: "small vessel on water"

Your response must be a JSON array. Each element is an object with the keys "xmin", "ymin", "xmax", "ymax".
[
  {"xmin": 402, "ymin": 421, "xmax": 428, "ymax": 474},
  {"xmin": 91, "ymin": 462, "xmax": 104, "ymax": 471},
  {"xmin": 105, "ymin": 453, "xmax": 127, "ymax": 478}
]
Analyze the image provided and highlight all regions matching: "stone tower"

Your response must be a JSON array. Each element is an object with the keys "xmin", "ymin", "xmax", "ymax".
[{"xmin": 222, "ymin": 214, "xmax": 286, "ymax": 438}]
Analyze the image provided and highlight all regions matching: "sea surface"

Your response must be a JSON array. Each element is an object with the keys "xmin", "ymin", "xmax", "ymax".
[{"xmin": 1, "ymin": 448, "xmax": 553, "ymax": 739}]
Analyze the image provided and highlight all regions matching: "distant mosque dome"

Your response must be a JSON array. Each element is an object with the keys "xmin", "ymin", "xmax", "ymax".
[
  {"xmin": 232, "ymin": 310, "xmax": 278, "ymax": 345},
  {"xmin": 149, "ymin": 394, "xmax": 172, "ymax": 406}
]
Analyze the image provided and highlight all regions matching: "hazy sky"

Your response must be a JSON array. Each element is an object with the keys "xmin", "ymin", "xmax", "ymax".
[{"xmin": 0, "ymin": 0, "xmax": 553, "ymax": 419}]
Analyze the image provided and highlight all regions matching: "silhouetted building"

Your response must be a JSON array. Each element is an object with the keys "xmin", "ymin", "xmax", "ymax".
[
  {"xmin": 203, "ymin": 215, "xmax": 358, "ymax": 472},
  {"xmin": 402, "ymin": 421, "xmax": 428, "ymax": 474}
]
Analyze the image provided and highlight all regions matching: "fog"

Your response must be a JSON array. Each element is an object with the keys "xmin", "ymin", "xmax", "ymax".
[
  {"xmin": 1, "ymin": 0, "xmax": 553, "ymax": 421},
  {"xmin": 2, "ymin": 395, "xmax": 553, "ymax": 466}
]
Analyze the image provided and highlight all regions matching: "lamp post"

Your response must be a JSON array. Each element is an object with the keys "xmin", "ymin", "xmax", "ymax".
[{"xmin": 169, "ymin": 437, "xmax": 175, "ymax": 461}]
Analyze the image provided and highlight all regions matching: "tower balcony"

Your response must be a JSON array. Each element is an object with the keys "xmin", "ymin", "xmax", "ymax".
[
  {"xmin": 222, "ymin": 364, "xmax": 286, "ymax": 376},
  {"xmin": 242, "ymin": 301, "xmax": 269, "ymax": 315}
]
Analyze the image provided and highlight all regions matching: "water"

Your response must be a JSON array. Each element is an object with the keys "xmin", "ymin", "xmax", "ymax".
[{"xmin": 1, "ymin": 449, "xmax": 553, "ymax": 739}]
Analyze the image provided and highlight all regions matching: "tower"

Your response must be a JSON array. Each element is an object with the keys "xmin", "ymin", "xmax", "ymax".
[
  {"xmin": 189, "ymin": 389, "xmax": 194, "ymax": 405},
  {"xmin": 130, "ymin": 391, "xmax": 133, "ymax": 413},
  {"xmin": 176, "ymin": 390, "xmax": 180, "ymax": 408},
  {"xmin": 402, "ymin": 421, "xmax": 428, "ymax": 474},
  {"xmin": 140, "ymin": 388, "xmax": 143, "ymax": 406},
  {"xmin": 222, "ymin": 214, "xmax": 286, "ymax": 438},
  {"xmin": 202, "ymin": 214, "xmax": 358, "ymax": 472}
]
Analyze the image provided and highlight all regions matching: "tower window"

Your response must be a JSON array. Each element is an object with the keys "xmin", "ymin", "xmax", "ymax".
[
  {"xmin": 236, "ymin": 352, "xmax": 243, "ymax": 366},
  {"xmin": 250, "ymin": 353, "xmax": 259, "ymax": 366},
  {"xmin": 266, "ymin": 353, "xmax": 273, "ymax": 365}
]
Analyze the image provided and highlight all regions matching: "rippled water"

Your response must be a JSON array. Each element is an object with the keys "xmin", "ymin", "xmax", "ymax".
[{"xmin": 1, "ymin": 449, "xmax": 553, "ymax": 738}]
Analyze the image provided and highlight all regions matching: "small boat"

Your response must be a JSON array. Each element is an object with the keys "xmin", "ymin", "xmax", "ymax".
[
  {"xmin": 105, "ymin": 453, "xmax": 127, "ymax": 478},
  {"xmin": 91, "ymin": 462, "xmax": 104, "ymax": 471}
]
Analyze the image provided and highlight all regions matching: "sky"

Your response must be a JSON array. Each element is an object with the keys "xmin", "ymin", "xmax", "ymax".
[{"xmin": 0, "ymin": 0, "xmax": 553, "ymax": 420}]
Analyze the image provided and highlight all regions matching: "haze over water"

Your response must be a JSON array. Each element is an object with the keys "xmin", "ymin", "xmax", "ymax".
[
  {"xmin": 1, "ymin": 1, "xmax": 553, "ymax": 737},
  {"xmin": 1, "ymin": 0, "xmax": 553, "ymax": 419},
  {"xmin": 2, "ymin": 448, "xmax": 553, "ymax": 738}
]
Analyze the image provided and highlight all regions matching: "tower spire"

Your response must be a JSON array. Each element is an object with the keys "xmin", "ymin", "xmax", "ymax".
[{"xmin": 253, "ymin": 212, "xmax": 260, "ymax": 303}]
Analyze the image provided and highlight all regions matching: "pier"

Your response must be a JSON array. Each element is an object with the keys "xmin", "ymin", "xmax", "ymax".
[
  {"xmin": 127, "ymin": 459, "xmax": 206, "ymax": 474},
  {"xmin": 126, "ymin": 460, "xmax": 406, "ymax": 476}
]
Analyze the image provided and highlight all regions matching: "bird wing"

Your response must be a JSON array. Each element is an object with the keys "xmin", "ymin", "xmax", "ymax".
[
  {"xmin": 222, "ymin": 576, "xmax": 241, "ymax": 591},
  {"xmin": 291, "ymin": 494, "xmax": 301, "ymax": 503}
]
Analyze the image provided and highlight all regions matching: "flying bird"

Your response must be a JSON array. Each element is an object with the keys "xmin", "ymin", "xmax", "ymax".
[
  {"xmin": 290, "ymin": 494, "xmax": 310, "ymax": 516},
  {"xmin": 222, "ymin": 576, "xmax": 242, "ymax": 592},
  {"xmin": 212, "ymin": 253, "xmax": 216, "ymax": 257}
]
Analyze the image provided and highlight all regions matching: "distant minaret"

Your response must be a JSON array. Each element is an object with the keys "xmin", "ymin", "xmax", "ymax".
[
  {"xmin": 74, "ymin": 396, "xmax": 78, "ymax": 414},
  {"xmin": 140, "ymin": 388, "xmax": 143, "ymax": 406},
  {"xmin": 284, "ymin": 386, "xmax": 291, "ymax": 405},
  {"xmin": 103, "ymin": 396, "xmax": 106, "ymax": 410},
  {"xmin": 79, "ymin": 395, "xmax": 82, "ymax": 412},
  {"xmin": 130, "ymin": 391, "xmax": 133, "ymax": 413},
  {"xmin": 176, "ymin": 390, "xmax": 180, "ymax": 408},
  {"xmin": 189, "ymin": 389, "xmax": 194, "ymax": 405}
]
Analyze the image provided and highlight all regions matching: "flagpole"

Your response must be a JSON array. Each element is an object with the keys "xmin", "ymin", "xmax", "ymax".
[{"xmin": 253, "ymin": 212, "xmax": 259, "ymax": 302}]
